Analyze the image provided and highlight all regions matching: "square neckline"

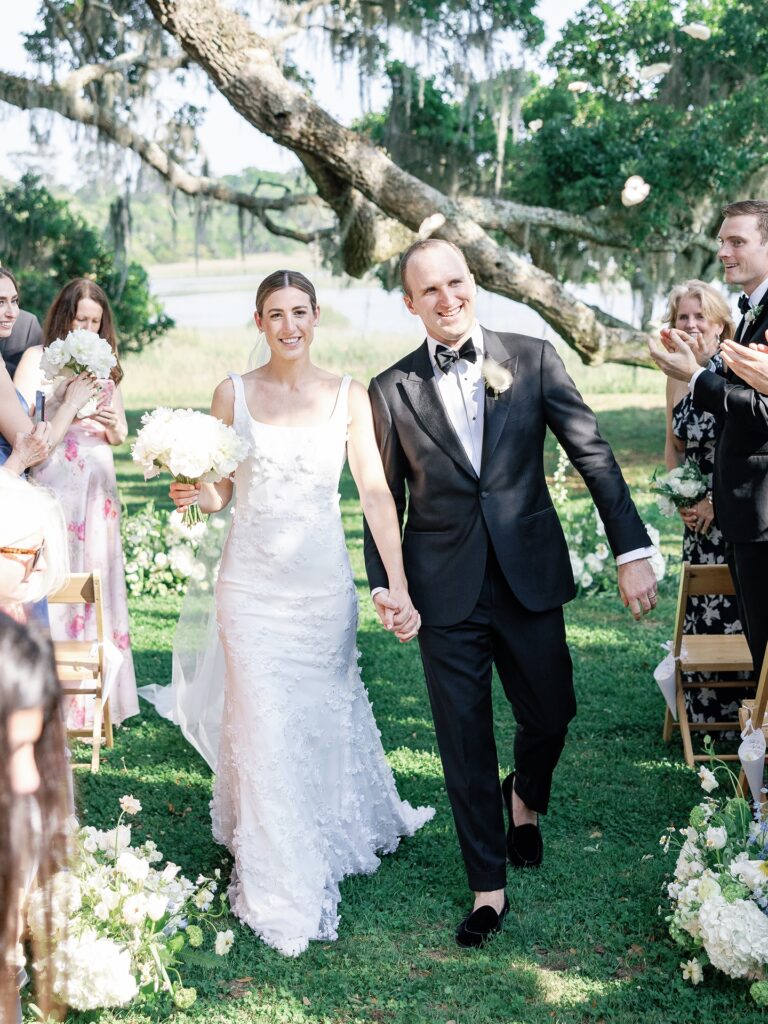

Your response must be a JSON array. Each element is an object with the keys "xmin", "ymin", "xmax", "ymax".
[{"xmin": 232, "ymin": 373, "xmax": 350, "ymax": 429}]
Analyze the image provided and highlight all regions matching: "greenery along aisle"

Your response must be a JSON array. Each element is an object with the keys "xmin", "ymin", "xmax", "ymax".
[{"xmin": 62, "ymin": 401, "xmax": 768, "ymax": 1024}]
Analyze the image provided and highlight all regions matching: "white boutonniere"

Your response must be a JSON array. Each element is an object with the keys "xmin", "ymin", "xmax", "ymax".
[
  {"xmin": 482, "ymin": 356, "xmax": 513, "ymax": 398},
  {"xmin": 745, "ymin": 304, "xmax": 763, "ymax": 326}
]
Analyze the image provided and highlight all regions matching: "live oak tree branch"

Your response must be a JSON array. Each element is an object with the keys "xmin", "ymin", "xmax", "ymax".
[{"xmin": 144, "ymin": 0, "xmax": 660, "ymax": 364}]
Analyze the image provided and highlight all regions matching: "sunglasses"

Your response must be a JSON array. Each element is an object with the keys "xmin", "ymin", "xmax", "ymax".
[{"xmin": 0, "ymin": 541, "xmax": 45, "ymax": 578}]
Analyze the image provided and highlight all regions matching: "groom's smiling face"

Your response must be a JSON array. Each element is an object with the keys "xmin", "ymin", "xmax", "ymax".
[{"xmin": 402, "ymin": 243, "xmax": 477, "ymax": 346}]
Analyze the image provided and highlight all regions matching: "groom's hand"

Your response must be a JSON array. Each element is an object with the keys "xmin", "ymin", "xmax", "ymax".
[
  {"xmin": 373, "ymin": 590, "xmax": 399, "ymax": 631},
  {"xmin": 617, "ymin": 559, "xmax": 658, "ymax": 620},
  {"xmin": 373, "ymin": 589, "xmax": 421, "ymax": 642}
]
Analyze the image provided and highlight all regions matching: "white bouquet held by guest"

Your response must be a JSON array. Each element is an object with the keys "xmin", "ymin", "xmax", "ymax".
[
  {"xmin": 132, "ymin": 408, "xmax": 250, "ymax": 525},
  {"xmin": 650, "ymin": 461, "xmax": 708, "ymax": 516},
  {"xmin": 39, "ymin": 327, "xmax": 117, "ymax": 418}
]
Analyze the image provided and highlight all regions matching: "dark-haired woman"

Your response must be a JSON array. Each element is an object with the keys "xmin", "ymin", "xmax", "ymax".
[
  {"xmin": 157, "ymin": 270, "xmax": 434, "ymax": 957},
  {"xmin": 0, "ymin": 613, "xmax": 69, "ymax": 1021},
  {"xmin": 14, "ymin": 279, "xmax": 138, "ymax": 726}
]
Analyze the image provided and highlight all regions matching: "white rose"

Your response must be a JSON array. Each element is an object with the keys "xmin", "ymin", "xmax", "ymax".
[{"xmin": 119, "ymin": 795, "xmax": 142, "ymax": 816}]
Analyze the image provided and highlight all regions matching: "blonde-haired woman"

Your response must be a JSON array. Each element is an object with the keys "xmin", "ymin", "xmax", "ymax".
[{"xmin": 662, "ymin": 280, "xmax": 746, "ymax": 727}]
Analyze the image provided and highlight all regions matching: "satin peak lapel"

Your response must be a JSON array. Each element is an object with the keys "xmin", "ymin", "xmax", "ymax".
[
  {"xmin": 400, "ymin": 341, "xmax": 477, "ymax": 478},
  {"xmin": 481, "ymin": 328, "xmax": 518, "ymax": 467}
]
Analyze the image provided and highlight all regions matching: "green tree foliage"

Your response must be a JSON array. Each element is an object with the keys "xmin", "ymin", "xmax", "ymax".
[{"xmin": 0, "ymin": 175, "xmax": 173, "ymax": 354}]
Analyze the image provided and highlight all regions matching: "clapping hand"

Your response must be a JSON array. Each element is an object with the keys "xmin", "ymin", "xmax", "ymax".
[
  {"xmin": 648, "ymin": 328, "xmax": 700, "ymax": 381},
  {"xmin": 373, "ymin": 588, "xmax": 421, "ymax": 642},
  {"xmin": 720, "ymin": 338, "xmax": 768, "ymax": 394}
]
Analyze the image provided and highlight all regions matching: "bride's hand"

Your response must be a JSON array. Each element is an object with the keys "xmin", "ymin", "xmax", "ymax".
[
  {"xmin": 169, "ymin": 481, "xmax": 201, "ymax": 509},
  {"xmin": 388, "ymin": 587, "xmax": 421, "ymax": 643}
]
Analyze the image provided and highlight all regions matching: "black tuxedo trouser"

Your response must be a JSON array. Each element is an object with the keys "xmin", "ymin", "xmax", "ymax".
[
  {"xmin": 417, "ymin": 546, "xmax": 576, "ymax": 891},
  {"xmin": 727, "ymin": 542, "xmax": 768, "ymax": 674}
]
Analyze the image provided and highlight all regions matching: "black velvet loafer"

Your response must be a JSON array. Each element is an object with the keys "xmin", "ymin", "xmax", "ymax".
[
  {"xmin": 501, "ymin": 772, "xmax": 543, "ymax": 868},
  {"xmin": 455, "ymin": 896, "xmax": 510, "ymax": 948}
]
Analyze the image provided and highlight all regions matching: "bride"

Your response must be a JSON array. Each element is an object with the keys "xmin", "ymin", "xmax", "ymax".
[{"xmin": 156, "ymin": 269, "xmax": 433, "ymax": 957}]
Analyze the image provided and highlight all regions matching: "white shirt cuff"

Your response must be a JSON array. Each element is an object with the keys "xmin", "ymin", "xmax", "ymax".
[
  {"xmin": 616, "ymin": 546, "xmax": 656, "ymax": 566},
  {"xmin": 371, "ymin": 587, "xmax": 386, "ymax": 601},
  {"xmin": 689, "ymin": 367, "xmax": 706, "ymax": 392}
]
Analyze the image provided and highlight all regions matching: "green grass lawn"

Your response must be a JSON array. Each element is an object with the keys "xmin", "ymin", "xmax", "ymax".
[{"xmin": 60, "ymin": 323, "xmax": 766, "ymax": 1024}]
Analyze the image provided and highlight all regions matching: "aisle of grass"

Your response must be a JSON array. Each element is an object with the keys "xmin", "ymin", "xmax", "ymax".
[{"xmin": 63, "ymin": 326, "xmax": 768, "ymax": 1024}]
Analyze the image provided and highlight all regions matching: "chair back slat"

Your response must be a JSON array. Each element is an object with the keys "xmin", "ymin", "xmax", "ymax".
[
  {"xmin": 49, "ymin": 572, "xmax": 96, "ymax": 605},
  {"xmin": 685, "ymin": 563, "xmax": 737, "ymax": 596}
]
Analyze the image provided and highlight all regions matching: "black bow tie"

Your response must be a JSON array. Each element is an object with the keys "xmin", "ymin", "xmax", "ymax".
[
  {"xmin": 738, "ymin": 293, "xmax": 751, "ymax": 315},
  {"xmin": 434, "ymin": 339, "xmax": 477, "ymax": 373}
]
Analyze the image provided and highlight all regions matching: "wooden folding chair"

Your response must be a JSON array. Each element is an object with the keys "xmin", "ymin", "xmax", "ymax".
[
  {"xmin": 738, "ymin": 644, "xmax": 768, "ymax": 802},
  {"xmin": 662, "ymin": 563, "xmax": 754, "ymax": 767},
  {"xmin": 48, "ymin": 571, "xmax": 113, "ymax": 772}
]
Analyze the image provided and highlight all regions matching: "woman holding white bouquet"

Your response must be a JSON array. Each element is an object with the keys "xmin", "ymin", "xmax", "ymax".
[
  {"xmin": 14, "ymin": 278, "xmax": 138, "ymax": 726},
  {"xmin": 0, "ymin": 268, "xmax": 97, "ymax": 476},
  {"xmin": 660, "ymin": 280, "xmax": 747, "ymax": 726},
  {"xmin": 157, "ymin": 269, "xmax": 433, "ymax": 957}
]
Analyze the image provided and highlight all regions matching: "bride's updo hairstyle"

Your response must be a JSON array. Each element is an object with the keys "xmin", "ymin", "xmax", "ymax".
[{"xmin": 255, "ymin": 270, "xmax": 318, "ymax": 316}]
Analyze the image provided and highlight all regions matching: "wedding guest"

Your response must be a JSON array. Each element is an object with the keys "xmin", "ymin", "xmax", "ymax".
[
  {"xmin": 661, "ymin": 281, "xmax": 747, "ymax": 727},
  {"xmin": 0, "ymin": 268, "xmax": 97, "ymax": 474},
  {"xmin": 0, "ymin": 613, "xmax": 69, "ymax": 1022},
  {"xmin": 650, "ymin": 199, "xmax": 768, "ymax": 674},
  {"xmin": 15, "ymin": 279, "xmax": 138, "ymax": 726},
  {"xmin": 1, "ymin": 307, "xmax": 42, "ymax": 376},
  {"xmin": 0, "ymin": 472, "xmax": 69, "ymax": 623}
]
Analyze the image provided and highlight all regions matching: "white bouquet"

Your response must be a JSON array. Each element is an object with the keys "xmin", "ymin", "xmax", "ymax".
[
  {"xmin": 40, "ymin": 328, "xmax": 117, "ymax": 419},
  {"xmin": 132, "ymin": 408, "xmax": 250, "ymax": 525},
  {"xmin": 660, "ymin": 754, "xmax": 768, "ymax": 1006},
  {"xmin": 29, "ymin": 797, "xmax": 234, "ymax": 1012},
  {"xmin": 651, "ymin": 462, "xmax": 708, "ymax": 516}
]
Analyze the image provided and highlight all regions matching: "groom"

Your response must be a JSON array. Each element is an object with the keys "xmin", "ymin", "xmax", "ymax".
[{"xmin": 363, "ymin": 239, "xmax": 657, "ymax": 946}]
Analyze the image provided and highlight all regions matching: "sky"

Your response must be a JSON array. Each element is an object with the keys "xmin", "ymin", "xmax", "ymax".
[{"xmin": 1, "ymin": 0, "xmax": 583, "ymax": 185}]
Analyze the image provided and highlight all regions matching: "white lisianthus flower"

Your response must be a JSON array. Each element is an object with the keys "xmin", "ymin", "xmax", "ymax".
[
  {"xmin": 119, "ymin": 795, "xmax": 142, "ymax": 816},
  {"xmin": 192, "ymin": 887, "xmax": 214, "ymax": 911},
  {"xmin": 730, "ymin": 853, "xmax": 768, "ymax": 891},
  {"xmin": 99, "ymin": 824, "xmax": 132, "ymax": 856},
  {"xmin": 122, "ymin": 893, "xmax": 148, "ymax": 925},
  {"xmin": 705, "ymin": 826, "xmax": 728, "ymax": 850},
  {"xmin": 214, "ymin": 929, "xmax": 235, "ymax": 955},
  {"xmin": 116, "ymin": 851, "xmax": 150, "ymax": 884},
  {"xmin": 160, "ymin": 862, "xmax": 181, "ymax": 883},
  {"xmin": 145, "ymin": 893, "xmax": 168, "ymax": 922},
  {"xmin": 698, "ymin": 766, "xmax": 718, "ymax": 793},
  {"xmin": 681, "ymin": 958, "xmax": 704, "ymax": 984}
]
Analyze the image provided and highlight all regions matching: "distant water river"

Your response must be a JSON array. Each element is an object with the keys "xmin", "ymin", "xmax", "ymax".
[{"xmin": 150, "ymin": 269, "xmax": 636, "ymax": 344}]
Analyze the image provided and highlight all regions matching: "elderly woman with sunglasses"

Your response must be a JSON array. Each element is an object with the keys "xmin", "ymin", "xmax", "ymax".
[{"xmin": 0, "ymin": 473, "xmax": 68, "ymax": 623}]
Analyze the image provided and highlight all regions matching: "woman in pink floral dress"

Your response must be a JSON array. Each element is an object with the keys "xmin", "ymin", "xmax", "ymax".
[{"xmin": 14, "ymin": 279, "xmax": 138, "ymax": 725}]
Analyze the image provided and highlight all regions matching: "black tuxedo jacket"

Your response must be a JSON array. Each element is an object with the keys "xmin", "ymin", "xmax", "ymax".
[
  {"xmin": 692, "ymin": 292, "xmax": 768, "ymax": 543},
  {"xmin": 364, "ymin": 327, "xmax": 650, "ymax": 626},
  {"xmin": 0, "ymin": 310, "xmax": 42, "ymax": 377}
]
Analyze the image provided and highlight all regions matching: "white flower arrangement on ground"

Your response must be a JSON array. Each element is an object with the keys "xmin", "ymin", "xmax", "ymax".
[
  {"xmin": 40, "ymin": 328, "xmax": 117, "ymax": 418},
  {"xmin": 552, "ymin": 446, "xmax": 666, "ymax": 596},
  {"xmin": 660, "ymin": 752, "xmax": 768, "ymax": 1005},
  {"xmin": 650, "ymin": 461, "xmax": 708, "ymax": 516},
  {"xmin": 29, "ymin": 798, "xmax": 234, "ymax": 1011},
  {"xmin": 121, "ymin": 502, "xmax": 226, "ymax": 597},
  {"xmin": 132, "ymin": 407, "xmax": 249, "ymax": 525}
]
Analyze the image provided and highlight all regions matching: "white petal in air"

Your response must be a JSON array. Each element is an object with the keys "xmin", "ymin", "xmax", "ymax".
[
  {"xmin": 638, "ymin": 62, "xmax": 672, "ymax": 81},
  {"xmin": 621, "ymin": 175, "xmax": 651, "ymax": 207},
  {"xmin": 567, "ymin": 81, "xmax": 589, "ymax": 94},
  {"xmin": 528, "ymin": 118, "xmax": 543, "ymax": 133},
  {"xmin": 681, "ymin": 23, "xmax": 711, "ymax": 41},
  {"xmin": 418, "ymin": 213, "xmax": 446, "ymax": 240}
]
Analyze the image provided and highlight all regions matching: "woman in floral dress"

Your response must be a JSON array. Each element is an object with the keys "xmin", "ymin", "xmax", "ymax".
[
  {"xmin": 14, "ymin": 279, "xmax": 138, "ymax": 725},
  {"xmin": 663, "ymin": 280, "xmax": 746, "ymax": 725}
]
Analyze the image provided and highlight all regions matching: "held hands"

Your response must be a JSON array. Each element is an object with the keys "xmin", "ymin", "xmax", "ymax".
[
  {"xmin": 679, "ymin": 494, "xmax": 714, "ymax": 534},
  {"xmin": 373, "ymin": 587, "xmax": 421, "ymax": 642},
  {"xmin": 169, "ymin": 481, "xmax": 201, "ymax": 509},
  {"xmin": 648, "ymin": 328, "xmax": 700, "ymax": 381},
  {"xmin": 720, "ymin": 338, "xmax": 768, "ymax": 394},
  {"xmin": 617, "ymin": 558, "xmax": 658, "ymax": 621}
]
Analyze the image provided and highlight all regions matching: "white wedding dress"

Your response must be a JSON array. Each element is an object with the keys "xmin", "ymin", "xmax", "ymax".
[{"xmin": 144, "ymin": 372, "xmax": 433, "ymax": 957}]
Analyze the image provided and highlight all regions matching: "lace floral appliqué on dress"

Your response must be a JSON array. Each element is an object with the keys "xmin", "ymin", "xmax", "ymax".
[{"xmin": 211, "ymin": 372, "xmax": 434, "ymax": 957}]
